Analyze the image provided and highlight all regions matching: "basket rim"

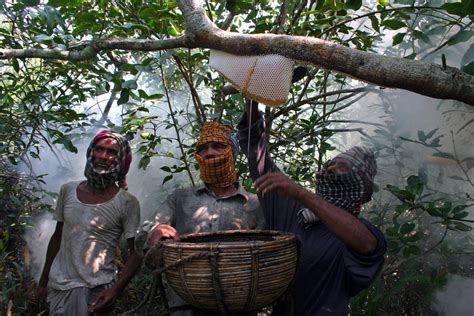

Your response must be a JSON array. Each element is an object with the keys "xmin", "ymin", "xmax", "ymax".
[{"xmin": 162, "ymin": 229, "xmax": 296, "ymax": 249}]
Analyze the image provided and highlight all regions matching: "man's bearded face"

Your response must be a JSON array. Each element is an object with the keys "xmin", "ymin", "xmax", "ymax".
[{"xmin": 91, "ymin": 138, "xmax": 119, "ymax": 172}]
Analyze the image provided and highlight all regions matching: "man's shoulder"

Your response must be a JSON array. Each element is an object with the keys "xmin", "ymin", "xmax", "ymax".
[
  {"xmin": 117, "ymin": 189, "xmax": 140, "ymax": 204},
  {"xmin": 168, "ymin": 186, "xmax": 198, "ymax": 197},
  {"xmin": 59, "ymin": 181, "xmax": 81, "ymax": 194},
  {"xmin": 236, "ymin": 184, "xmax": 258, "ymax": 199}
]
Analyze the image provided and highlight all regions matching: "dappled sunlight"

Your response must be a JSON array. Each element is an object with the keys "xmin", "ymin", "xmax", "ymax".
[{"xmin": 192, "ymin": 206, "xmax": 210, "ymax": 219}]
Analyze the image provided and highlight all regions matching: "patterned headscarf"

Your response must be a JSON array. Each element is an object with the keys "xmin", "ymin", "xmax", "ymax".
[
  {"xmin": 195, "ymin": 122, "xmax": 238, "ymax": 187},
  {"xmin": 298, "ymin": 146, "xmax": 377, "ymax": 227},
  {"xmin": 333, "ymin": 146, "xmax": 377, "ymax": 183},
  {"xmin": 317, "ymin": 146, "xmax": 377, "ymax": 215},
  {"xmin": 84, "ymin": 130, "xmax": 132, "ymax": 190}
]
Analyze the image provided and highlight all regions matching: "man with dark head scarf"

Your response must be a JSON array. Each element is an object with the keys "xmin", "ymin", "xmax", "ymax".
[
  {"xmin": 37, "ymin": 130, "xmax": 141, "ymax": 315},
  {"xmin": 141, "ymin": 121, "xmax": 264, "ymax": 315},
  {"xmin": 238, "ymin": 101, "xmax": 386, "ymax": 316}
]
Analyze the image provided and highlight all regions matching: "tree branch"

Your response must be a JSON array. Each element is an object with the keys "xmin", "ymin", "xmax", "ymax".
[{"xmin": 1, "ymin": 0, "xmax": 473, "ymax": 105}]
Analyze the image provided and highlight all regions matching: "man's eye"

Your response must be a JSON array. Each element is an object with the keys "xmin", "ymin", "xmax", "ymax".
[{"xmin": 214, "ymin": 143, "xmax": 228, "ymax": 149}]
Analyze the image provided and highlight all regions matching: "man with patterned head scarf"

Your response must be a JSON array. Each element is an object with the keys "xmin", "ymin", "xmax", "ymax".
[
  {"xmin": 142, "ymin": 121, "xmax": 264, "ymax": 315},
  {"xmin": 238, "ymin": 100, "xmax": 386, "ymax": 316},
  {"xmin": 37, "ymin": 130, "xmax": 141, "ymax": 315}
]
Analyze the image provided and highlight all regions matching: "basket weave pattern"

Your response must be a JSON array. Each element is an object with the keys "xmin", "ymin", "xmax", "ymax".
[{"xmin": 162, "ymin": 230, "xmax": 298, "ymax": 313}]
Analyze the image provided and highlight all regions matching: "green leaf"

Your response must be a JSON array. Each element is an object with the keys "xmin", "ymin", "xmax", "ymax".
[
  {"xmin": 417, "ymin": 130, "xmax": 426, "ymax": 142},
  {"xmin": 441, "ymin": 2, "xmax": 466, "ymax": 17},
  {"xmin": 345, "ymin": 0, "xmax": 362, "ymax": 10},
  {"xmin": 167, "ymin": 22, "xmax": 179, "ymax": 37},
  {"xmin": 117, "ymin": 89, "xmax": 130, "ymax": 105},
  {"xmin": 48, "ymin": 0, "xmax": 82, "ymax": 6},
  {"xmin": 432, "ymin": 152, "xmax": 456, "ymax": 160},
  {"xmin": 163, "ymin": 174, "xmax": 173, "ymax": 184},
  {"xmin": 8, "ymin": 156, "xmax": 17, "ymax": 165},
  {"xmin": 403, "ymin": 245, "xmax": 420, "ymax": 257},
  {"xmin": 369, "ymin": 15, "xmax": 380, "ymax": 33},
  {"xmin": 12, "ymin": 59, "xmax": 20, "ymax": 72},
  {"xmin": 62, "ymin": 137, "xmax": 78, "ymax": 153},
  {"xmin": 21, "ymin": 0, "xmax": 40, "ymax": 5},
  {"xmin": 425, "ymin": 128, "xmax": 439, "ymax": 139},
  {"xmin": 407, "ymin": 175, "xmax": 424, "ymax": 196},
  {"xmin": 383, "ymin": 19, "xmax": 406, "ymax": 30},
  {"xmin": 122, "ymin": 80, "xmax": 138, "ymax": 90},
  {"xmin": 160, "ymin": 166, "xmax": 172, "ymax": 172},
  {"xmin": 386, "ymin": 185, "xmax": 415, "ymax": 202},
  {"xmin": 463, "ymin": 0, "xmax": 474, "ymax": 14},
  {"xmin": 378, "ymin": 0, "xmax": 389, "ymax": 6},
  {"xmin": 138, "ymin": 156, "xmax": 150, "ymax": 169},
  {"xmin": 452, "ymin": 222, "xmax": 472, "ymax": 232},
  {"xmin": 448, "ymin": 175, "xmax": 465, "ymax": 181},
  {"xmin": 452, "ymin": 205, "xmax": 468, "ymax": 214},
  {"xmin": 447, "ymin": 31, "xmax": 474, "ymax": 46},
  {"xmin": 392, "ymin": 32, "xmax": 406, "ymax": 46},
  {"xmin": 461, "ymin": 61, "xmax": 474, "ymax": 75},
  {"xmin": 452, "ymin": 211, "xmax": 469, "ymax": 220},
  {"xmin": 412, "ymin": 30, "xmax": 431, "ymax": 44},
  {"xmin": 461, "ymin": 44, "xmax": 474, "ymax": 66},
  {"xmin": 400, "ymin": 222, "xmax": 416, "ymax": 235},
  {"xmin": 403, "ymin": 52, "xmax": 417, "ymax": 60}
]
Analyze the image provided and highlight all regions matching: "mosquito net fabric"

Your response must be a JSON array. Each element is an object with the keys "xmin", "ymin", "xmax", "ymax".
[{"xmin": 209, "ymin": 50, "xmax": 295, "ymax": 107}]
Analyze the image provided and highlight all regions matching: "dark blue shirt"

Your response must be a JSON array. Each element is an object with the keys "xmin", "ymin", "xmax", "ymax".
[{"xmin": 238, "ymin": 113, "xmax": 386, "ymax": 316}]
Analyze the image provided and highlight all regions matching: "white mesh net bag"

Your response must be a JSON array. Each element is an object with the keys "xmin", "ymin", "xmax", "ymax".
[{"xmin": 209, "ymin": 50, "xmax": 295, "ymax": 107}]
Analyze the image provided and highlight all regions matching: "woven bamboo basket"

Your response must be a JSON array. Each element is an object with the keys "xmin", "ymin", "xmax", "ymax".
[{"xmin": 162, "ymin": 230, "xmax": 298, "ymax": 313}]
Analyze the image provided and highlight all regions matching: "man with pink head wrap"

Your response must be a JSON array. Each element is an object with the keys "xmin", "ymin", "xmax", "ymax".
[{"xmin": 37, "ymin": 130, "xmax": 141, "ymax": 315}]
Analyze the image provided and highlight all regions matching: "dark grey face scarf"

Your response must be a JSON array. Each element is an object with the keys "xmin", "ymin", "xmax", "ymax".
[
  {"xmin": 297, "ymin": 146, "xmax": 377, "ymax": 227},
  {"xmin": 315, "ymin": 170, "xmax": 373, "ymax": 215}
]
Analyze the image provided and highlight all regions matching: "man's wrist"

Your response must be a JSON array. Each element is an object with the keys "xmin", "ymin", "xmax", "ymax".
[{"xmin": 295, "ymin": 185, "xmax": 308, "ymax": 201}]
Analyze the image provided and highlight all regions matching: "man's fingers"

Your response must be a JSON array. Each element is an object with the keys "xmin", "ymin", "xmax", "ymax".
[
  {"xmin": 256, "ymin": 176, "xmax": 280, "ymax": 194},
  {"xmin": 255, "ymin": 172, "xmax": 279, "ymax": 188}
]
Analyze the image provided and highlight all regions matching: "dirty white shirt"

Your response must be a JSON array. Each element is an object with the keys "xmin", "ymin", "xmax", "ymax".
[{"xmin": 48, "ymin": 181, "xmax": 140, "ymax": 290}]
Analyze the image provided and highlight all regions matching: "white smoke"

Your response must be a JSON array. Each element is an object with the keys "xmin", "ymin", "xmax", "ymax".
[{"xmin": 432, "ymin": 274, "xmax": 474, "ymax": 315}]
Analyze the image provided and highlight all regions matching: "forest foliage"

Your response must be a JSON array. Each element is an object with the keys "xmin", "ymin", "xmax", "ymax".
[{"xmin": 1, "ymin": 0, "xmax": 473, "ymax": 314}]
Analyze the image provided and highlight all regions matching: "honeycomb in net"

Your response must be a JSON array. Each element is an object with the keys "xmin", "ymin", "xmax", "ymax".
[{"xmin": 209, "ymin": 50, "xmax": 294, "ymax": 107}]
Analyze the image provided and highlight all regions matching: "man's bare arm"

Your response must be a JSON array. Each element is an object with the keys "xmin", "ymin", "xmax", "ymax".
[
  {"xmin": 254, "ymin": 172, "xmax": 377, "ymax": 255},
  {"xmin": 90, "ymin": 238, "xmax": 143, "ymax": 313},
  {"xmin": 37, "ymin": 221, "xmax": 63, "ymax": 299}
]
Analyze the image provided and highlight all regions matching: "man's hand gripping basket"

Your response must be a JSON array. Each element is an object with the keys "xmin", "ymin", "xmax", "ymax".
[{"xmin": 162, "ymin": 230, "xmax": 298, "ymax": 314}]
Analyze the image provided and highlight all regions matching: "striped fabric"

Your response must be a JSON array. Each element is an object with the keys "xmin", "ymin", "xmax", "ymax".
[{"xmin": 333, "ymin": 146, "xmax": 377, "ymax": 182}]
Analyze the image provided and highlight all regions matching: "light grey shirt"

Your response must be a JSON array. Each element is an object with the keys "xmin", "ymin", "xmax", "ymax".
[
  {"xmin": 143, "ymin": 183, "xmax": 264, "ymax": 313},
  {"xmin": 49, "ymin": 181, "xmax": 140, "ymax": 290},
  {"xmin": 149, "ymin": 183, "xmax": 264, "ymax": 235}
]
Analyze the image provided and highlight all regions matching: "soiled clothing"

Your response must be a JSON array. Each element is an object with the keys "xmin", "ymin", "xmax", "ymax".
[
  {"xmin": 147, "ymin": 183, "xmax": 264, "ymax": 235},
  {"xmin": 49, "ymin": 181, "xmax": 140, "ymax": 291},
  {"xmin": 144, "ymin": 183, "xmax": 264, "ymax": 316},
  {"xmin": 238, "ymin": 114, "xmax": 386, "ymax": 316},
  {"xmin": 47, "ymin": 282, "xmax": 115, "ymax": 316}
]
